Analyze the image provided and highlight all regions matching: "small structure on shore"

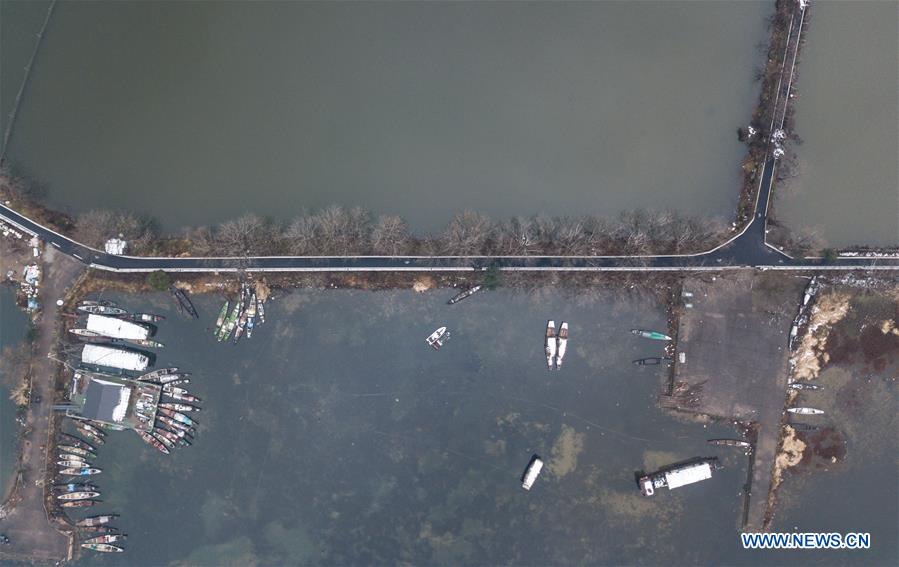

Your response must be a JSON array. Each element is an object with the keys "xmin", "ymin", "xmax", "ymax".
[
  {"xmin": 104, "ymin": 238, "xmax": 127, "ymax": 255},
  {"xmin": 66, "ymin": 372, "xmax": 161, "ymax": 434}
]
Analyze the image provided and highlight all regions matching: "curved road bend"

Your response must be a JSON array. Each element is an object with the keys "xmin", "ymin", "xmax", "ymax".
[{"xmin": 1, "ymin": 160, "xmax": 897, "ymax": 273}]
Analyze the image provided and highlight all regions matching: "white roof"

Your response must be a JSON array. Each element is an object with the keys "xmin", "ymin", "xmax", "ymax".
[
  {"xmin": 665, "ymin": 462, "xmax": 712, "ymax": 489},
  {"xmin": 82, "ymin": 344, "xmax": 149, "ymax": 371},
  {"xmin": 111, "ymin": 385, "xmax": 132, "ymax": 422},
  {"xmin": 86, "ymin": 314, "xmax": 149, "ymax": 340}
]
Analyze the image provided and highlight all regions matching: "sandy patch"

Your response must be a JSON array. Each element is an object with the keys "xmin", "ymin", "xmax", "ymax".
[
  {"xmin": 547, "ymin": 424, "xmax": 585, "ymax": 479},
  {"xmin": 770, "ymin": 425, "xmax": 806, "ymax": 495},
  {"xmin": 880, "ymin": 319, "xmax": 899, "ymax": 336},
  {"xmin": 791, "ymin": 292, "xmax": 850, "ymax": 380},
  {"xmin": 412, "ymin": 275, "xmax": 436, "ymax": 293}
]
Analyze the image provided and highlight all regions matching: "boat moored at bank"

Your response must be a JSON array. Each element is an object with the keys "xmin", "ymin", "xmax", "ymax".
[
  {"xmin": 545, "ymin": 321, "xmax": 557, "ymax": 370},
  {"xmin": 638, "ymin": 457, "xmax": 720, "ymax": 496}
]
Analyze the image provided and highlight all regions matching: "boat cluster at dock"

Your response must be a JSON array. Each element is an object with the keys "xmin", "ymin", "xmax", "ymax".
[
  {"xmin": 55, "ymin": 299, "xmax": 204, "ymax": 554},
  {"xmin": 213, "ymin": 281, "xmax": 268, "ymax": 343}
]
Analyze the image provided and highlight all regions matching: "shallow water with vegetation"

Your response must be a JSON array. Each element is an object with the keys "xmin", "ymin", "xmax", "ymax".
[{"xmin": 67, "ymin": 287, "xmax": 766, "ymax": 565}]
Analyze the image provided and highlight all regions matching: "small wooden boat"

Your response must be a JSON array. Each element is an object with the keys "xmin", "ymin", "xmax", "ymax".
[
  {"xmin": 787, "ymin": 407, "xmax": 824, "ymax": 415},
  {"xmin": 633, "ymin": 357, "xmax": 672, "ymax": 366},
  {"xmin": 58, "ymin": 453, "xmax": 87, "ymax": 462},
  {"xmin": 120, "ymin": 312, "xmax": 164, "ymax": 323},
  {"xmin": 426, "ymin": 326, "xmax": 448, "ymax": 351},
  {"xmin": 74, "ymin": 427, "xmax": 105, "ymax": 445},
  {"xmin": 631, "ymin": 329, "xmax": 672, "ymax": 341},
  {"xmin": 61, "ymin": 499, "xmax": 98, "ymax": 508},
  {"xmin": 57, "ymin": 491, "xmax": 101, "ymax": 501},
  {"xmin": 213, "ymin": 301, "xmax": 229, "ymax": 338},
  {"xmin": 707, "ymin": 439, "xmax": 752, "ymax": 448},
  {"xmin": 54, "ymin": 483, "xmax": 98, "ymax": 493},
  {"xmin": 789, "ymin": 423, "xmax": 820, "ymax": 432},
  {"xmin": 170, "ymin": 285, "xmax": 199, "ymax": 318},
  {"xmin": 76, "ymin": 514, "xmax": 118, "ymax": 527},
  {"xmin": 77, "ymin": 422, "xmax": 105, "ymax": 437},
  {"xmin": 57, "ymin": 445, "xmax": 96, "ymax": 458},
  {"xmin": 167, "ymin": 378, "xmax": 190, "ymax": 387},
  {"xmin": 447, "ymin": 285, "xmax": 482, "ymax": 305},
  {"xmin": 81, "ymin": 543, "xmax": 124, "ymax": 553},
  {"xmin": 69, "ymin": 328, "xmax": 104, "ymax": 338},
  {"xmin": 163, "ymin": 390, "xmax": 201, "ymax": 403},
  {"xmin": 545, "ymin": 321, "xmax": 556, "ymax": 370},
  {"xmin": 137, "ymin": 430, "xmax": 170, "ymax": 455},
  {"xmin": 156, "ymin": 415, "xmax": 194, "ymax": 435},
  {"xmin": 59, "ymin": 433, "xmax": 94, "ymax": 452},
  {"xmin": 84, "ymin": 534, "xmax": 126, "ymax": 545},
  {"xmin": 159, "ymin": 402, "xmax": 199, "ymax": 413},
  {"xmin": 257, "ymin": 298, "xmax": 266, "ymax": 324},
  {"xmin": 136, "ymin": 367, "xmax": 179, "ymax": 382},
  {"xmin": 788, "ymin": 382, "xmax": 821, "ymax": 391},
  {"xmin": 218, "ymin": 299, "xmax": 242, "ymax": 342},
  {"xmin": 555, "ymin": 322, "xmax": 569, "ymax": 369},
  {"xmin": 157, "ymin": 407, "xmax": 195, "ymax": 426},
  {"xmin": 77, "ymin": 303, "xmax": 127, "ymax": 316},
  {"xmin": 58, "ymin": 467, "xmax": 101, "ymax": 476},
  {"xmin": 151, "ymin": 431, "xmax": 175, "ymax": 448},
  {"xmin": 58, "ymin": 460, "xmax": 89, "ymax": 468}
]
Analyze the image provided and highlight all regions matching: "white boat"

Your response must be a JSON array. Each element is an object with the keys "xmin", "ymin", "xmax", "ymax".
[
  {"xmin": 786, "ymin": 407, "xmax": 824, "ymax": 415},
  {"xmin": 639, "ymin": 457, "xmax": 720, "ymax": 496},
  {"xmin": 556, "ymin": 322, "xmax": 569, "ymax": 369},
  {"xmin": 521, "ymin": 455, "xmax": 544, "ymax": 490},
  {"xmin": 426, "ymin": 327, "xmax": 448, "ymax": 350},
  {"xmin": 545, "ymin": 321, "xmax": 557, "ymax": 370}
]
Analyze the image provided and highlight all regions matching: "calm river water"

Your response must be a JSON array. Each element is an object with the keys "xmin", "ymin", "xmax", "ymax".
[
  {"xmin": 2, "ymin": 1, "xmax": 769, "ymax": 232},
  {"xmin": 775, "ymin": 1, "xmax": 898, "ymax": 247}
]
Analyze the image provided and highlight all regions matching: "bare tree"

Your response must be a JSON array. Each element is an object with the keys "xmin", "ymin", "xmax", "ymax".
[
  {"xmin": 440, "ymin": 210, "xmax": 493, "ymax": 255},
  {"xmin": 284, "ymin": 212, "xmax": 319, "ymax": 255},
  {"xmin": 216, "ymin": 213, "xmax": 274, "ymax": 256},
  {"xmin": 371, "ymin": 214, "xmax": 410, "ymax": 255}
]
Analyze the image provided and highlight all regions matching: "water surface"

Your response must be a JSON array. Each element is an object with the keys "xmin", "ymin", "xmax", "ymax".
[
  {"xmin": 776, "ymin": 1, "xmax": 898, "ymax": 247},
  {"xmin": 0, "ymin": 286, "xmax": 29, "ymax": 498},
  {"xmin": 3, "ymin": 1, "xmax": 769, "ymax": 231}
]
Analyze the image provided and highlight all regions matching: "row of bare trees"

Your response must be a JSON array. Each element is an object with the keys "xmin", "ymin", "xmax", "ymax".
[
  {"xmin": 73, "ymin": 210, "xmax": 159, "ymax": 255},
  {"xmin": 178, "ymin": 207, "xmax": 726, "ymax": 258}
]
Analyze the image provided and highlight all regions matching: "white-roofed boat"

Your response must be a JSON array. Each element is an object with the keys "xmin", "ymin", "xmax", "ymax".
[{"xmin": 545, "ymin": 321, "xmax": 556, "ymax": 370}]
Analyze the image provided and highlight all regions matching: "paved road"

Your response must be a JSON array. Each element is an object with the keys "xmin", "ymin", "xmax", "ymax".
[{"xmin": 1, "ymin": 159, "xmax": 896, "ymax": 273}]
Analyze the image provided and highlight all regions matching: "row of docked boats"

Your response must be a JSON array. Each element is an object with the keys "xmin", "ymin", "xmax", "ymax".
[
  {"xmin": 786, "ymin": 378, "xmax": 825, "ymax": 416},
  {"xmin": 135, "ymin": 370, "xmax": 202, "ymax": 455},
  {"xmin": 214, "ymin": 282, "xmax": 267, "ymax": 343},
  {"xmin": 544, "ymin": 320, "xmax": 569, "ymax": 370},
  {"xmin": 76, "ymin": 514, "xmax": 126, "ymax": 553},
  {"xmin": 72, "ymin": 301, "xmax": 166, "ymax": 349}
]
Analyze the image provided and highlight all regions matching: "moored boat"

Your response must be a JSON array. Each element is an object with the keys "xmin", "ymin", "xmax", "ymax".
[
  {"xmin": 57, "ymin": 491, "xmax": 101, "ymax": 501},
  {"xmin": 128, "ymin": 338, "xmax": 165, "ymax": 349},
  {"xmin": 545, "ymin": 321, "xmax": 557, "ymax": 370},
  {"xmin": 59, "ymin": 453, "xmax": 87, "ymax": 462},
  {"xmin": 707, "ymin": 439, "xmax": 752, "ymax": 448},
  {"xmin": 58, "ymin": 460, "xmax": 89, "ymax": 468},
  {"xmin": 555, "ymin": 322, "xmax": 569, "ymax": 369},
  {"xmin": 74, "ymin": 428, "xmax": 104, "ymax": 445},
  {"xmin": 786, "ymin": 407, "xmax": 824, "ymax": 415},
  {"xmin": 81, "ymin": 543, "xmax": 123, "ymax": 553},
  {"xmin": 164, "ymin": 390, "xmax": 200, "ymax": 403},
  {"xmin": 54, "ymin": 483, "xmax": 98, "ymax": 493},
  {"xmin": 159, "ymin": 402, "xmax": 199, "ymax": 413},
  {"xmin": 84, "ymin": 534, "xmax": 126, "ymax": 545},
  {"xmin": 137, "ymin": 367, "xmax": 180, "ymax": 382},
  {"xmin": 157, "ymin": 407, "xmax": 195, "ymax": 426},
  {"xmin": 76, "ymin": 514, "xmax": 118, "ymax": 527},
  {"xmin": 77, "ymin": 304, "xmax": 127, "ymax": 316},
  {"xmin": 631, "ymin": 329, "xmax": 672, "ymax": 341},
  {"xmin": 170, "ymin": 285, "xmax": 199, "ymax": 318},
  {"xmin": 213, "ymin": 301, "xmax": 230, "ymax": 338},
  {"xmin": 156, "ymin": 415, "xmax": 194, "ymax": 435},
  {"xmin": 521, "ymin": 454, "xmax": 544, "ymax": 490},
  {"xmin": 59, "ymin": 467, "xmax": 101, "ymax": 476},
  {"xmin": 136, "ymin": 430, "xmax": 171, "ymax": 455},
  {"xmin": 638, "ymin": 457, "xmax": 721, "ymax": 496},
  {"xmin": 788, "ymin": 423, "xmax": 820, "ymax": 432},
  {"xmin": 121, "ymin": 312, "xmax": 164, "ymax": 323},
  {"xmin": 447, "ymin": 285, "xmax": 482, "ymax": 305},
  {"xmin": 218, "ymin": 299, "xmax": 242, "ymax": 342},
  {"xmin": 69, "ymin": 328, "xmax": 104, "ymax": 338},
  {"xmin": 77, "ymin": 422, "xmax": 106, "ymax": 437},
  {"xmin": 151, "ymin": 431, "xmax": 175, "ymax": 448},
  {"xmin": 59, "ymin": 433, "xmax": 94, "ymax": 452},
  {"xmin": 61, "ymin": 499, "xmax": 98, "ymax": 508},
  {"xmin": 57, "ymin": 445, "xmax": 96, "ymax": 458},
  {"xmin": 633, "ymin": 357, "xmax": 670, "ymax": 366},
  {"xmin": 425, "ymin": 326, "xmax": 448, "ymax": 350},
  {"xmin": 787, "ymin": 382, "xmax": 821, "ymax": 391}
]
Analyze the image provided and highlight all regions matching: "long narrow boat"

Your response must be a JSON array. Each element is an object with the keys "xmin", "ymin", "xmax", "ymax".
[
  {"xmin": 77, "ymin": 422, "xmax": 106, "ymax": 437},
  {"xmin": 156, "ymin": 416, "xmax": 195, "ymax": 435},
  {"xmin": 218, "ymin": 299, "xmax": 242, "ymax": 342},
  {"xmin": 69, "ymin": 328, "xmax": 104, "ymax": 338},
  {"xmin": 447, "ymin": 285, "xmax": 482, "ymax": 305},
  {"xmin": 707, "ymin": 439, "xmax": 752, "ymax": 448},
  {"xmin": 137, "ymin": 367, "xmax": 179, "ymax": 382},
  {"xmin": 167, "ymin": 378, "xmax": 190, "ymax": 387},
  {"xmin": 81, "ymin": 543, "xmax": 124, "ymax": 553},
  {"xmin": 162, "ymin": 384, "xmax": 187, "ymax": 395},
  {"xmin": 74, "ymin": 427, "xmax": 105, "ymax": 445},
  {"xmin": 787, "ymin": 407, "xmax": 824, "ymax": 415},
  {"xmin": 233, "ymin": 308, "xmax": 248, "ymax": 344},
  {"xmin": 154, "ymin": 428, "xmax": 181, "ymax": 445},
  {"xmin": 58, "ymin": 459, "xmax": 89, "ymax": 467},
  {"xmin": 157, "ymin": 407, "xmax": 195, "ymax": 426},
  {"xmin": 61, "ymin": 499, "xmax": 98, "ymax": 508},
  {"xmin": 631, "ymin": 329, "xmax": 672, "ymax": 341},
  {"xmin": 151, "ymin": 431, "xmax": 175, "ymax": 448},
  {"xmin": 57, "ymin": 491, "xmax": 101, "ymax": 501},
  {"xmin": 76, "ymin": 514, "xmax": 118, "ymax": 527},
  {"xmin": 156, "ymin": 373, "xmax": 188, "ymax": 385},
  {"xmin": 257, "ymin": 298, "xmax": 265, "ymax": 324},
  {"xmin": 545, "ymin": 321, "xmax": 557, "ymax": 370},
  {"xmin": 79, "ymin": 525, "xmax": 120, "ymax": 534},
  {"xmin": 59, "ymin": 453, "xmax": 88, "ymax": 462},
  {"xmin": 59, "ymin": 467, "xmax": 102, "ymax": 476},
  {"xmin": 170, "ymin": 285, "xmax": 199, "ymax": 318},
  {"xmin": 84, "ymin": 534, "xmax": 126, "ymax": 545},
  {"xmin": 787, "ymin": 382, "xmax": 821, "ymax": 391},
  {"xmin": 59, "ymin": 433, "xmax": 94, "ymax": 452},
  {"xmin": 788, "ymin": 423, "xmax": 820, "ymax": 432},
  {"xmin": 136, "ymin": 430, "xmax": 171, "ymax": 455},
  {"xmin": 77, "ymin": 304, "xmax": 127, "ymax": 316},
  {"xmin": 555, "ymin": 322, "xmax": 569, "ymax": 369},
  {"xmin": 633, "ymin": 357, "xmax": 672, "ymax": 366},
  {"xmin": 54, "ymin": 483, "xmax": 98, "ymax": 493},
  {"xmin": 245, "ymin": 294, "xmax": 257, "ymax": 339},
  {"xmin": 425, "ymin": 327, "xmax": 448, "ymax": 350},
  {"xmin": 57, "ymin": 445, "xmax": 95, "ymax": 458},
  {"xmin": 213, "ymin": 301, "xmax": 229, "ymax": 338},
  {"xmin": 164, "ymin": 391, "xmax": 201, "ymax": 403},
  {"xmin": 159, "ymin": 402, "xmax": 199, "ymax": 413},
  {"xmin": 120, "ymin": 312, "xmax": 164, "ymax": 323}
]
